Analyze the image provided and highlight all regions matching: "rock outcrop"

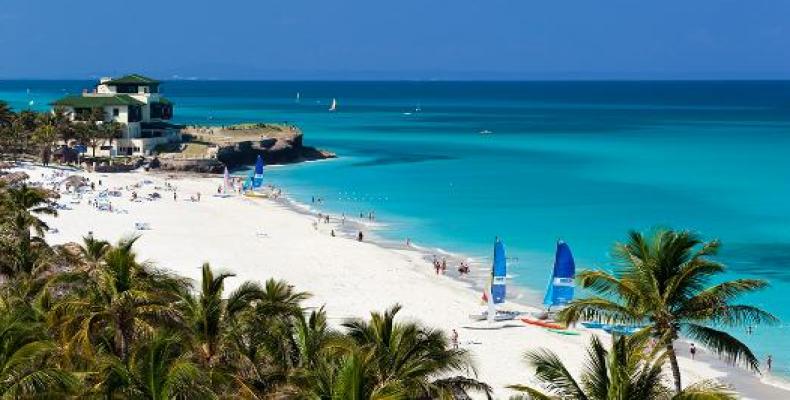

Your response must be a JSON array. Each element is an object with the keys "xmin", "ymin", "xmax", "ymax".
[
  {"xmin": 215, "ymin": 132, "xmax": 335, "ymax": 169},
  {"xmin": 153, "ymin": 124, "xmax": 335, "ymax": 174}
]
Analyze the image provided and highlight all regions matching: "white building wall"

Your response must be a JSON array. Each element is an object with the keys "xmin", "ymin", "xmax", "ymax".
[{"xmin": 101, "ymin": 105, "xmax": 129, "ymax": 123}]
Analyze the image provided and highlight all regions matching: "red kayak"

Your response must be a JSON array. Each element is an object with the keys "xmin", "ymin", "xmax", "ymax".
[{"xmin": 521, "ymin": 318, "xmax": 565, "ymax": 330}]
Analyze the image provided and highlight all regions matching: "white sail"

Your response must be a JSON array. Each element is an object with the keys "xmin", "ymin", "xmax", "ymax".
[
  {"xmin": 296, "ymin": 92, "xmax": 301, "ymax": 102},
  {"xmin": 329, "ymin": 98, "xmax": 337, "ymax": 112}
]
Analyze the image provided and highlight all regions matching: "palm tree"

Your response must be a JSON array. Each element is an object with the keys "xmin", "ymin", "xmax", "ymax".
[
  {"xmin": 0, "ymin": 298, "xmax": 79, "ymax": 398},
  {"xmin": 558, "ymin": 229, "xmax": 778, "ymax": 393},
  {"xmin": 179, "ymin": 263, "xmax": 264, "ymax": 369},
  {"xmin": 91, "ymin": 331, "xmax": 216, "ymax": 399},
  {"xmin": 52, "ymin": 236, "xmax": 188, "ymax": 362},
  {"xmin": 340, "ymin": 304, "xmax": 492, "ymax": 399},
  {"xmin": 0, "ymin": 184, "xmax": 57, "ymax": 278},
  {"xmin": 32, "ymin": 119, "xmax": 58, "ymax": 165},
  {"xmin": 508, "ymin": 334, "xmax": 737, "ymax": 400},
  {"xmin": 76, "ymin": 233, "xmax": 111, "ymax": 272},
  {"xmin": 220, "ymin": 278, "xmax": 311, "ymax": 397},
  {"xmin": 100, "ymin": 121, "xmax": 124, "ymax": 159}
]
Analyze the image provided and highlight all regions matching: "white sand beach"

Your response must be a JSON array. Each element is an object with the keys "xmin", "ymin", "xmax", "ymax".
[{"xmin": 17, "ymin": 163, "xmax": 790, "ymax": 399}]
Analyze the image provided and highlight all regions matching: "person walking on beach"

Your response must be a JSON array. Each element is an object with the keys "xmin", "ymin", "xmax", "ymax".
[
  {"xmin": 441, "ymin": 258, "xmax": 447, "ymax": 274},
  {"xmin": 174, "ymin": 192, "xmax": 177, "ymax": 201},
  {"xmin": 406, "ymin": 237, "xmax": 411, "ymax": 248},
  {"xmin": 767, "ymin": 355, "xmax": 773, "ymax": 372},
  {"xmin": 331, "ymin": 229, "xmax": 335, "ymax": 237},
  {"xmin": 197, "ymin": 192, "xmax": 201, "ymax": 202},
  {"xmin": 689, "ymin": 343, "xmax": 697, "ymax": 360},
  {"xmin": 357, "ymin": 231, "xmax": 364, "ymax": 242},
  {"xmin": 451, "ymin": 329, "xmax": 459, "ymax": 349}
]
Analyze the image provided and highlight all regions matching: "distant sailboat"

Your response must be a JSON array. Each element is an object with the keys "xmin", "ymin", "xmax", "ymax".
[
  {"xmin": 296, "ymin": 92, "xmax": 301, "ymax": 102},
  {"xmin": 543, "ymin": 240, "xmax": 576, "ymax": 311},
  {"xmin": 329, "ymin": 98, "xmax": 337, "ymax": 112}
]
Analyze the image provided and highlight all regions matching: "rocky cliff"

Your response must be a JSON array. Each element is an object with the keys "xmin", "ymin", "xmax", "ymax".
[{"xmin": 154, "ymin": 124, "xmax": 335, "ymax": 174}]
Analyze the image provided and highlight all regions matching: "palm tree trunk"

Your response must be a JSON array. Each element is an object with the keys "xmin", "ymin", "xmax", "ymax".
[{"xmin": 666, "ymin": 342, "xmax": 682, "ymax": 393}]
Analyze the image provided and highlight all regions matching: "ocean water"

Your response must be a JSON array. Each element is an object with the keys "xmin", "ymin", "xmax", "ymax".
[{"xmin": 3, "ymin": 80, "xmax": 790, "ymax": 377}]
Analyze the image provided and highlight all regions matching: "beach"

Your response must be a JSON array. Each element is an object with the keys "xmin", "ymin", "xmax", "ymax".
[{"xmin": 18, "ymin": 163, "xmax": 790, "ymax": 399}]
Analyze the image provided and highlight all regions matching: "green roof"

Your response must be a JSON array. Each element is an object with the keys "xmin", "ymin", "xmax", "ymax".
[
  {"xmin": 102, "ymin": 74, "xmax": 160, "ymax": 85},
  {"xmin": 52, "ymin": 95, "xmax": 145, "ymax": 108}
]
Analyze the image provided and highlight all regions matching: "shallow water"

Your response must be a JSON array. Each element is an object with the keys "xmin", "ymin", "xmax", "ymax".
[{"xmin": 3, "ymin": 80, "xmax": 790, "ymax": 377}]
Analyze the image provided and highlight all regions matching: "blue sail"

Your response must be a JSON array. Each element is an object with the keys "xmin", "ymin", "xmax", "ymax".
[
  {"xmin": 491, "ymin": 239, "xmax": 507, "ymax": 304},
  {"xmin": 252, "ymin": 155, "xmax": 264, "ymax": 188},
  {"xmin": 543, "ymin": 240, "xmax": 576, "ymax": 308}
]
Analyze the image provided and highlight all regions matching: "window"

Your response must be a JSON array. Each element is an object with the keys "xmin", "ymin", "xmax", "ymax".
[
  {"xmin": 100, "ymin": 145, "xmax": 113, "ymax": 150},
  {"xmin": 112, "ymin": 108, "xmax": 119, "ymax": 117}
]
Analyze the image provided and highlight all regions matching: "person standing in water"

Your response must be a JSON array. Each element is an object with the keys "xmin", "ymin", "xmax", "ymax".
[{"xmin": 767, "ymin": 355, "xmax": 773, "ymax": 372}]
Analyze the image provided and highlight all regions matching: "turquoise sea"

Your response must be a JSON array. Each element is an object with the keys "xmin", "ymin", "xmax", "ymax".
[{"xmin": 3, "ymin": 80, "xmax": 790, "ymax": 377}]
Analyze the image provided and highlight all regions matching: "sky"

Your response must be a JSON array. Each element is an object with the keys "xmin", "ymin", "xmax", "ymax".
[{"xmin": 0, "ymin": 0, "xmax": 788, "ymax": 80}]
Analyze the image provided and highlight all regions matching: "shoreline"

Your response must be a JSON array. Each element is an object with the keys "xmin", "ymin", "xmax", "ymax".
[
  {"xmin": 12, "ymin": 162, "xmax": 790, "ymax": 399},
  {"xmin": 270, "ymin": 189, "xmax": 546, "ymax": 311}
]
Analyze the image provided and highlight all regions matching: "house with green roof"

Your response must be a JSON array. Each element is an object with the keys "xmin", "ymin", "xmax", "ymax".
[{"xmin": 52, "ymin": 74, "xmax": 181, "ymax": 156}]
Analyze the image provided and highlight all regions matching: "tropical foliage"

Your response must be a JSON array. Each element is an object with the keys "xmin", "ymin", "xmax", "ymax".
[
  {"xmin": 557, "ymin": 229, "xmax": 778, "ymax": 393},
  {"xmin": 0, "ymin": 100, "xmax": 112, "ymax": 164},
  {"xmin": 0, "ymin": 176, "xmax": 491, "ymax": 399},
  {"xmin": 509, "ymin": 333, "xmax": 737, "ymax": 400}
]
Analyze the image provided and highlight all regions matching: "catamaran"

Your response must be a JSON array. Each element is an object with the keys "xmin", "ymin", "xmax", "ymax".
[
  {"xmin": 243, "ymin": 155, "xmax": 269, "ymax": 198},
  {"xmin": 469, "ymin": 238, "xmax": 520, "ymax": 322},
  {"xmin": 329, "ymin": 98, "xmax": 337, "ymax": 112},
  {"xmin": 222, "ymin": 167, "xmax": 233, "ymax": 196},
  {"xmin": 543, "ymin": 240, "xmax": 576, "ymax": 312}
]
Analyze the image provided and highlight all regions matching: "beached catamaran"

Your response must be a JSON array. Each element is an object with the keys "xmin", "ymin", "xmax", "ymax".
[
  {"xmin": 543, "ymin": 240, "xmax": 576, "ymax": 311},
  {"xmin": 471, "ymin": 238, "xmax": 519, "ymax": 322},
  {"xmin": 244, "ymin": 155, "xmax": 269, "ymax": 197}
]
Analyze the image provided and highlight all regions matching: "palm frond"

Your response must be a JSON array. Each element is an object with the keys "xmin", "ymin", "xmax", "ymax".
[
  {"xmin": 672, "ymin": 379, "xmax": 737, "ymax": 400},
  {"xmin": 683, "ymin": 323, "xmax": 761, "ymax": 372}
]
